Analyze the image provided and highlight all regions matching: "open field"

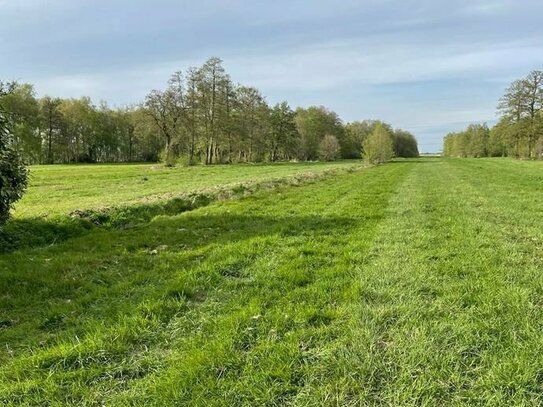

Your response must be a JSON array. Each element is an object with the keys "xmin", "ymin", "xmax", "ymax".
[
  {"xmin": 15, "ymin": 161, "xmax": 360, "ymax": 218},
  {"xmin": 2, "ymin": 158, "xmax": 543, "ymax": 405}
]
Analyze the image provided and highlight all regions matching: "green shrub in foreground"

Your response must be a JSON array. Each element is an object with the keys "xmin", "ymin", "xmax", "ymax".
[{"xmin": 0, "ymin": 94, "xmax": 28, "ymax": 226}]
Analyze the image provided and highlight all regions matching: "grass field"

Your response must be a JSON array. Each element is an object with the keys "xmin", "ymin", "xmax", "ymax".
[
  {"xmin": 14, "ymin": 161, "xmax": 360, "ymax": 218},
  {"xmin": 2, "ymin": 158, "xmax": 543, "ymax": 405}
]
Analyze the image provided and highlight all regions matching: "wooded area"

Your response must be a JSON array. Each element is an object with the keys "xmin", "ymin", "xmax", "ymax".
[
  {"xmin": 0, "ymin": 57, "xmax": 418, "ymax": 166},
  {"xmin": 443, "ymin": 70, "xmax": 543, "ymax": 158}
]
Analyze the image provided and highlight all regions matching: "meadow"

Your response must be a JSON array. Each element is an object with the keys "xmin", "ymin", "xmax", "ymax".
[
  {"xmin": 1, "ymin": 158, "xmax": 543, "ymax": 406},
  {"xmin": 15, "ymin": 161, "xmax": 360, "ymax": 218}
]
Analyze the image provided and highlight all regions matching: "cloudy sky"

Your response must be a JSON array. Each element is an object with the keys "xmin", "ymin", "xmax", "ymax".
[{"xmin": 1, "ymin": 0, "xmax": 542, "ymax": 152}]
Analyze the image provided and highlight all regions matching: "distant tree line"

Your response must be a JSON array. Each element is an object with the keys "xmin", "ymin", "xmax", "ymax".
[
  {"xmin": 1, "ymin": 57, "xmax": 418, "ymax": 166},
  {"xmin": 443, "ymin": 70, "xmax": 543, "ymax": 158}
]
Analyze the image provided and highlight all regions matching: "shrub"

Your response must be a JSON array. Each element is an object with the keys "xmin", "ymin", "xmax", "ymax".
[
  {"xmin": 363, "ymin": 123, "xmax": 394, "ymax": 164},
  {"xmin": 0, "ymin": 86, "xmax": 28, "ymax": 226}
]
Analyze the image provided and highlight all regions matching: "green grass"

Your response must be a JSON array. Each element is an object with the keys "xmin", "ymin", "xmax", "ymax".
[
  {"xmin": 15, "ymin": 161, "xmax": 360, "ymax": 218},
  {"xmin": 2, "ymin": 158, "xmax": 543, "ymax": 405}
]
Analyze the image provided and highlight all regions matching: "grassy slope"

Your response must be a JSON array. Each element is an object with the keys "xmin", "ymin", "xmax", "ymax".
[
  {"xmin": 15, "ymin": 161, "xmax": 359, "ymax": 218},
  {"xmin": 1, "ymin": 158, "xmax": 543, "ymax": 405}
]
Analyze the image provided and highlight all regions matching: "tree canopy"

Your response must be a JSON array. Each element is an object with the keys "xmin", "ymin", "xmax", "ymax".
[{"xmin": 363, "ymin": 123, "xmax": 395, "ymax": 164}]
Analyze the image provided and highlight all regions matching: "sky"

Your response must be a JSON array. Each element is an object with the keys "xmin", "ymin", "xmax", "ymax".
[{"xmin": 1, "ymin": 0, "xmax": 542, "ymax": 152}]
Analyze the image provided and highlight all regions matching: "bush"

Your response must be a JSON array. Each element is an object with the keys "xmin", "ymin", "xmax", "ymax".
[
  {"xmin": 363, "ymin": 123, "xmax": 394, "ymax": 164},
  {"xmin": 0, "ymin": 97, "xmax": 28, "ymax": 225}
]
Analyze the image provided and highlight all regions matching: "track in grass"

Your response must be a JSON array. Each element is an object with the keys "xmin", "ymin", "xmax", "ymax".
[{"xmin": 1, "ymin": 158, "xmax": 543, "ymax": 406}]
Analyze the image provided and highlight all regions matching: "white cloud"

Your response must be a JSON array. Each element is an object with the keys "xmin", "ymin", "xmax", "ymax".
[
  {"xmin": 221, "ymin": 36, "xmax": 542, "ymax": 91},
  {"xmin": 27, "ymin": 33, "xmax": 541, "ymax": 108},
  {"xmin": 460, "ymin": 0, "xmax": 513, "ymax": 16}
]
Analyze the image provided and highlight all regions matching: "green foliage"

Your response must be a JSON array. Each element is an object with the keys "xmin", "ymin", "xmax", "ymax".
[
  {"xmin": 362, "ymin": 122, "xmax": 394, "ymax": 163},
  {"xmin": 269, "ymin": 101, "xmax": 299, "ymax": 161},
  {"xmin": 0, "ymin": 83, "xmax": 28, "ymax": 226},
  {"xmin": 444, "ymin": 70, "xmax": 543, "ymax": 159},
  {"xmin": 1, "ymin": 58, "xmax": 420, "ymax": 166},
  {"xmin": 294, "ymin": 106, "xmax": 344, "ymax": 160},
  {"xmin": 487, "ymin": 121, "xmax": 508, "ymax": 157},
  {"xmin": 0, "ymin": 141, "xmax": 28, "ymax": 226},
  {"xmin": 318, "ymin": 134, "xmax": 341, "ymax": 161},
  {"xmin": 443, "ymin": 124, "xmax": 490, "ymax": 158},
  {"xmin": 393, "ymin": 129, "xmax": 419, "ymax": 157},
  {"xmin": 342, "ymin": 120, "xmax": 378, "ymax": 158},
  {"xmin": 343, "ymin": 120, "xmax": 417, "ymax": 159},
  {"xmin": 0, "ymin": 83, "xmax": 40, "ymax": 162}
]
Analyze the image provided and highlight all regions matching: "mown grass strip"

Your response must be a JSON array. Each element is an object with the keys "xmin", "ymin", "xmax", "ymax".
[
  {"xmin": 16, "ymin": 161, "xmax": 361, "ymax": 218},
  {"xmin": 315, "ymin": 158, "xmax": 543, "ymax": 405},
  {"xmin": 0, "ymin": 162, "xmax": 412, "ymax": 406},
  {"xmin": 0, "ymin": 163, "xmax": 366, "ymax": 253}
]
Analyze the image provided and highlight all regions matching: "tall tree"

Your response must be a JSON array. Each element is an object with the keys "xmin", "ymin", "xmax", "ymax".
[
  {"xmin": 269, "ymin": 101, "xmax": 299, "ymax": 162},
  {"xmin": 39, "ymin": 96, "xmax": 64, "ymax": 164},
  {"xmin": 234, "ymin": 86, "xmax": 269, "ymax": 162},
  {"xmin": 59, "ymin": 97, "xmax": 95, "ymax": 162},
  {"xmin": 144, "ymin": 72, "xmax": 186, "ymax": 166},
  {"xmin": 497, "ymin": 70, "xmax": 543, "ymax": 158},
  {"xmin": 185, "ymin": 67, "xmax": 200, "ymax": 164},
  {"xmin": 197, "ymin": 57, "xmax": 229, "ymax": 164}
]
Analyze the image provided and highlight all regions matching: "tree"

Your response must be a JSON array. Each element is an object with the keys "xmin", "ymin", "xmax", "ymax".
[
  {"xmin": 0, "ymin": 82, "xmax": 28, "ymax": 225},
  {"xmin": 487, "ymin": 121, "xmax": 507, "ymax": 157},
  {"xmin": 318, "ymin": 134, "xmax": 340, "ymax": 161},
  {"xmin": 393, "ymin": 129, "xmax": 419, "ymax": 158},
  {"xmin": 144, "ymin": 72, "xmax": 186, "ymax": 166},
  {"xmin": 233, "ymin": 86, "xmax": 269, "ymax": 162},
  {"xmin": 269, "ymin": 101, "xmax": 299, "ymax": 161},
  {"xmin": 523, "ymin": 71, "xmax": 543, "ymax": 157},
  {"xmin": 442, "ymin": 124, "xmax": 488, "ymax": 158},
  {"xmin": 58, "ymin": 97, "xmax": 95, "ymax": 162},
  {"xmin": 0, "ymin": 83, "xmax": 40, "ymax": 163},
  {"xmin": 39, "ymin": 96, "xmax": 64, "ymax": 164},
  {"xmin": 467, "ymin": 124, "xmax": 489, "ymax": 157},
  {"xmin": 185, "ymin": 67, "xmax": 200, "ymax": 165},
  {"xmin": 196, "ymin": 57, "xmax": 230, "ymax": 165},
  {"xmin": 496, "ymin": 70, "xmax": 543, "ymax": 158},
  {"xmin": 342, "ymin": 121, "xmax": 373, "ymax": 158},
  {"xmin": 130, "ymin": 107, "xmax": 162, "ymax": 162},
  {"xmin": 535, "ymin": 113, "xmax": 543, "ymax": 159},
  {"xmin": 295, "ymin": 106, "xmax": 343, "ymax": 160},
  {"xmin": 363, "ymin": 123, "xmax": 394, "ymax": 163},
  {"xmin": 524, "ymin": 71, "xmax": 543, "ymax": 121}
]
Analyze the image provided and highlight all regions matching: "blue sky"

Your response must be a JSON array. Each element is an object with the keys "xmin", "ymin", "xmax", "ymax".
[{"xmin": 1, "ymin": 0, "xmax": 542, "ymax": 152}]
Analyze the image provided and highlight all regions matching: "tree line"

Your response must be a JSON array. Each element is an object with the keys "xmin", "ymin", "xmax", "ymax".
[
  {"xmin": 1, "ymin": 57, "xmax": 418, "ymax": 167},
  {"xmin": 443, "ymin": 70, "xmax": 543, "ymax": 158}
]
